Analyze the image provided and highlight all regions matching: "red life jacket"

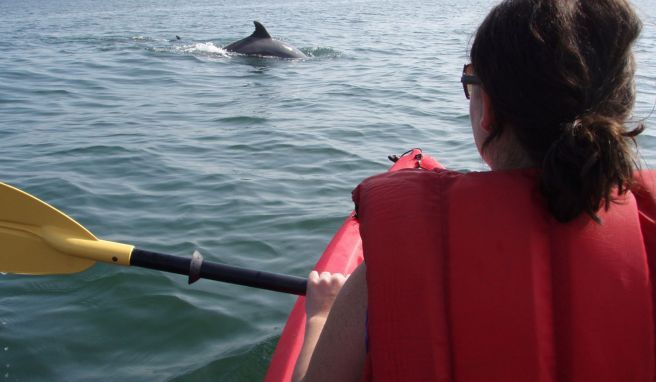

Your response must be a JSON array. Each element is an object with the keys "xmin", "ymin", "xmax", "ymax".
[{"xmin": 353, "ymin": 168, "xmax": 656, "ymax": 381}]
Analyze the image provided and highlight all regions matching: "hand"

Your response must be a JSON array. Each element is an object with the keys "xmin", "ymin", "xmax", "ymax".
[{"xmin": 305, "ymin": 271, "xmax": 349, "ymax": 320}]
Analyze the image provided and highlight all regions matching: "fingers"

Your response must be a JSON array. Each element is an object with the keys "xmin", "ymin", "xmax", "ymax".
[
  {"xmin": 305, "ymin": 270, "xmax": 351, "ymax": 318},
  {"xmin": 309, "ymin": 270, "xmax": 320, "ymax": 283},
  {"xmin": 308, "ymin": 271, "xmax": 348, "ymax": 286}
]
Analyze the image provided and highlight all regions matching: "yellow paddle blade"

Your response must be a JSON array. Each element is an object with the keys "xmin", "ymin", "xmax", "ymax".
[{"xmin": 1, "ymin": 182, "xmax": 108, "ymax": 275}]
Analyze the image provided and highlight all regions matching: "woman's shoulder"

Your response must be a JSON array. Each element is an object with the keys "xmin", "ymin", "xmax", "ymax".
[
  {"xmin": 353, "ymin": 167, "xmax": 539, "ymax": 196},
  {"xmin": 354, "ymin": 167, "xmax": 458, "ymax": 191}
]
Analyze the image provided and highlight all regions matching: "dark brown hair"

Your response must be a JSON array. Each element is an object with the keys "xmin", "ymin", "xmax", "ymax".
[{"xmin": 471, "ymin": 0, "xmax": 644, "ymax": 222}]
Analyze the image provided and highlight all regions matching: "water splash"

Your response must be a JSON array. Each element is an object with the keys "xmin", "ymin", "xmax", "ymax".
[
  {"xmin": 175, "ymin": 42, "xmax": 229, "ymax": 57},
  {"xmin": 131, "ymin": 35, "xmax": 150, "ymax": 41},
  {"xmin": 302, "ymin": 46, "xmax": 342, "ymax": 58}
]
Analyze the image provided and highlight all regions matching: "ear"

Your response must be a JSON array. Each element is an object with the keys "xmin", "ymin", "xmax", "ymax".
[{"xmin": 480, "ymin": 89, "xmax": 496, "ymax": 133}]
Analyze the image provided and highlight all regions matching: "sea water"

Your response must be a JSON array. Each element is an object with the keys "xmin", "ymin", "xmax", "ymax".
[{"xmin": 1, "ymin": 0, "xmax": 655, "ymax": 380}]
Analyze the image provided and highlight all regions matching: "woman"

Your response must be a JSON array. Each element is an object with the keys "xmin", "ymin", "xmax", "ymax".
[{"xmin": 294, "ymin": 0, "xmax": 655, "ymax": 380}]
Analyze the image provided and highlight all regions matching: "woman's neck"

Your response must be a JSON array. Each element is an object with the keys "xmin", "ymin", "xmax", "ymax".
[{"xmin": 485, "ymin": 128, "xmax": 538, "ymax": 171}]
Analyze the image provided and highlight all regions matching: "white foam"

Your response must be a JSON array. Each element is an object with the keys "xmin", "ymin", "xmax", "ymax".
[{"xmin": 177, "ymin": 42, "xmax": 229, "ymax": 57}]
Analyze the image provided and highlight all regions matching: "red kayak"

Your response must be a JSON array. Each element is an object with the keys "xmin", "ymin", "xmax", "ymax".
[{"xmin": 265, "ymin": 149, "xmax": 443, "ymax": 381}]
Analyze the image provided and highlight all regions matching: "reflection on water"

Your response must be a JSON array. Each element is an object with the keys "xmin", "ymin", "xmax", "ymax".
[{"xmin": 0, "ymin": 0, "xmax": 654, "ymax": 380}]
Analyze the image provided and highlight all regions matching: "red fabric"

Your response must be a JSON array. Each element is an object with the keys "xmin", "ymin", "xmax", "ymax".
[{"xmin": 354, "ymin": 168, "xmax": 656, "ymax": 382}]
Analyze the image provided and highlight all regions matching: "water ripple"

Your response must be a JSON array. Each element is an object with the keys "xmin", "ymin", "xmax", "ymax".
[{"xmin": 0, "ymin": 0, "xmax": 654, "ymax": 380}]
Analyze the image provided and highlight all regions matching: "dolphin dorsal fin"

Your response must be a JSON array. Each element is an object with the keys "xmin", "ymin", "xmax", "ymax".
[{"xmin": 251, "ymin": 21, "xmax": 272, "ymax": 39}]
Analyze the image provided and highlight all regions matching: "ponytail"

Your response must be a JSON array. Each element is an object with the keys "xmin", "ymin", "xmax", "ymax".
[{"xmin": 540, "ymin": 113, "xmax": 643, "ymax": 222}]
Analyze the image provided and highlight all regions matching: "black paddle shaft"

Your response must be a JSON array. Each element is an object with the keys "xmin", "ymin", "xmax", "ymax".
[{"xmin": 130, "ymin": 249, "xmax": 308, "ymax": 295}]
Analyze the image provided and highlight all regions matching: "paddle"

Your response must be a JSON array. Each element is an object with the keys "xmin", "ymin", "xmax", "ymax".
[{"xmin": 0, "ymin": 182, "xmax": 308, "ymax": 295}]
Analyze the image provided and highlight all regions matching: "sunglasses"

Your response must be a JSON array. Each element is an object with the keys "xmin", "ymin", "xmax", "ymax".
[{"xmin": 461, "ymin": 63, "xmax": 482, "ymax": 99}]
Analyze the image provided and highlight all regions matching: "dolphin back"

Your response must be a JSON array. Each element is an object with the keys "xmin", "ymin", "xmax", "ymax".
[{"xmin": 225, "ymin": 21, "xmax": 307, "ymax": 59}]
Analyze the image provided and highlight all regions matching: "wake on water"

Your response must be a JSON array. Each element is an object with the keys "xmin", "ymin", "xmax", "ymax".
[
  {"xmin": 175, "ymin": 42, "xmax": 230, "ymax": 57},
  {"xmin": 134, "ymin": 35, "xmax": 341, "ymax": 60}
]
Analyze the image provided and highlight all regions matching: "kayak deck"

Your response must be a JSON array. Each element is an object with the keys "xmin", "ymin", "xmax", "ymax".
[
  {"xmin": 265, "ymin": 213, "xmax": 363, "ymax": 381},
  {"xmin": 265, "ymin": 149, "xmax": 442, "ymax": 381}
]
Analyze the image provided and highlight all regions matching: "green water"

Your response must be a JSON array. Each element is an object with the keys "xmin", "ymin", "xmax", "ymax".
[{"xmin": 0, "ymin": 0, "xmax": 655, "ymax": 380}]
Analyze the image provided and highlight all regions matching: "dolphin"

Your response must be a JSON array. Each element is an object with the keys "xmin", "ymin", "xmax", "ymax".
[{"xmin": 225, "ymin": 21, "xmax": 307, "ymax": 59}]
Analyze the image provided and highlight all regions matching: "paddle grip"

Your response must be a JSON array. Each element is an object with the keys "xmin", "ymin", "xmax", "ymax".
[{"xmin": 130, "ymin": 249, "xmax": 308, "ymax": 295}]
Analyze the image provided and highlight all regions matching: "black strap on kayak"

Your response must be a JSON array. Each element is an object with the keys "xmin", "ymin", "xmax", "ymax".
[
  {"xmin": 415, "ymin": 152, "xmax": 423, "ymax": 168},
  {"xmin": 388, "ymin": 148, "xmax": 423, "ymax": 168}
]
